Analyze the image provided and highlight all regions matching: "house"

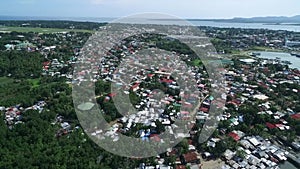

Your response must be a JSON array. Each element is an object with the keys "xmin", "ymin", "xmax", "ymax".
[
  {"xmin": 5, "ymin": 44, "xmax": 14, "ymax": 50},
  {"xmin": 248, "ymin": 137, "xmax": 260, "ymax": 147},
  {"xmin": 266, "ymin": 122, "xmax": 276, "ymax": 129},
  {"xmin": 181, "ymin": 151, "xmax": 200, "ymax": 164},
  {"xmin": 240, "ymin": 140, "xmax": 254, "ymax": 150},
  {"xmin": 291, "ymin": 142, "xmax": 300, "ymax": 151},
  {"xmin": 175, "ymin": 165, "xmax": 186, "ymax": 169},
  {"xmin": 202, "ymin": 152, "xmax": 212, "ymax": 159},
  {"xmin": 248, "ymin": 155, "xmax": 260, "ymax": 165},
  {"xmin": 273, "ymin": 151, "xmax": 287, "ymax": 161},
  {"xmin": 253, "ymin": 94, "xmax": 269, "ymax": 100},
  {"xmin": 131, "ymin": 83, "xmax": 140, "ymax": 92},
  {"xmin": 228, "ymin": 132, "xmax": 240, "ymax": 141},
  {"xmin": 255, "ymin": 151, "xmax": 269, "ymax": 159},
  {"xmin": 291, "ymin": 113, "xmax": 300, "ymax": 120},
  {"xmin": 223, "ymin": 149, "xmax": 235, "ymax": 160}
]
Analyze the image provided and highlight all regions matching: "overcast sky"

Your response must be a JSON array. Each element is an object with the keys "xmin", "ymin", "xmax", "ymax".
[{"xmin": 1, "ymin": 0, "xmax": 299, "ymax": 19}]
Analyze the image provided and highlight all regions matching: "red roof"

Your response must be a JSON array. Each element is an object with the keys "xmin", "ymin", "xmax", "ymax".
[
  {"xmin": 232, "ymin": 99, "xmax": 241, "ymax": 105},
  {"xmin": 183, "ymin": 104, "xmax": 193, "ymax": 108},
  {"xmin": 266, "ymin": 122, "xmax": 276, "ymax": 129},
  {"xmin": 275, "ymin": 124, "xmax": 283, "ymax": 128},
  {"xmin": 150, "ymin": 134, "xmax": 161, "ymax": 142},
  {"xmin": 291, "ymin": 113, "xmax": 300, "ymax": 120},
  {"xmin": 160, "ymin": 68, "xmax": 169, "ymax": 71},
  {"xmin": 176, "ymin": 165, "xmax": 186, "ymax": 169},
  {"xmin": 108, "ymin": 93, "xmax": 117, "ymax": 97},
  {"xmin": 43, "ymin": 61, "xmax": 51, "ymax": 66},
  {"xmin": 169, "ymin": 149, "xmax": 177, "ymax": 156},
  {"xmin": 268, "ymin": 80, "xmax": 274, "ymax": 84},
  {"xmin": 161, "ymin": 78, "xmax": 173, "ymax": 84},
  {"xmin": 181, "ymin": 111, "xmax": 190, "ymax": 115},
  {"xmin": 227, "ymin": 101, "xmax": 238, "ymax": 106},
  {"xmin": 131, "ymin": 83, "xmax": 140, "ymax": 89},
  {"xmin": 78, "ymin": 71, "xmax": 85, "ymax": 75},
  {"xmin": 228, "ymin": 132, "xmax": 240, "ymax": 141},
  {"xmin": 199, "ymin": 107, "xmax": 209, "ymax": 113},
  {"xmin": 258, "ymin": 82, "xmax": 268, "ymax": 89},
  {"xmin": 182, "ymin": 152, "xmax": 199, "ymax": 163}
]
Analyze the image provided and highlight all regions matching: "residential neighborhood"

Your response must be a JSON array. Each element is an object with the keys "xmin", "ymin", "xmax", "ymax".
[{"xmin": 0, "ymin": 18, "xmax": 299, "ymax": 169}]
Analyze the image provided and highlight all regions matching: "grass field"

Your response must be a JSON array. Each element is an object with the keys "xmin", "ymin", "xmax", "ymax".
[
  {"xmin": 191, "ymin": 59, "xmax": 202, "ymax": 67},
  {"xmin": 28, "ymin": 78, "xmax": 40, "ymax": 88},
  {"xmin": 249, "ymin": 46, "xmax": 286, "ymax": 52},
  {"xmin": 0, "ymin": 77, "xmax": 43, "ymax": 106},
  {"xmin": 0, "ymin": 26, "xmax": 94, "ymax": 33}
]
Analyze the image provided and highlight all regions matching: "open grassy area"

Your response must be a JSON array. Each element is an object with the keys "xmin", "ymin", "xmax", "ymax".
[
  {"xmin": 248, "ymin": 46, "xmax": 286, "ymax": 52},
  {"xmin": 0, "ymin": 26, "xmax": 94, "ymax": 33},
  {"xmin": 191, "ymin": 59, "xmax": 203, "ymax": 67},
  {"xmin": 0, "ymin": 77, "xmax": 43, "ymax": 106},
  {"xmin": 28, "ymin": 78, "xmax": 40, "ymax": 88}
]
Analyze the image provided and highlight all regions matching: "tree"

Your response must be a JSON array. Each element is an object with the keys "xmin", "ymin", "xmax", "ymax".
[
  {"xmin": 164, "ymin": 155, "xmax": 176, "ymax": 166},
  {"xmin": 236, "ymin": 150, "xmax": 246, "ymax": 159},
  {"xmin": 155, "ymin": 120, "xmax": 165, "ymax": 133},
  {"xmin": 176, "ymin": 138, "xmax": 189, "ymax": 154}
]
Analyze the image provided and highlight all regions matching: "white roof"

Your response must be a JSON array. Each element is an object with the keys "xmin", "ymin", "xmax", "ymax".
[
  {"xmin": 248, "ymin": 137, "xmax": 260, "ymax": 146},
  {"xmin": 240, "ymin": 58, "xmax": 256, "ymax": 63},
  {"xmin": 253, "ymin": 94, "xmax": 269, "ymax": 100}
]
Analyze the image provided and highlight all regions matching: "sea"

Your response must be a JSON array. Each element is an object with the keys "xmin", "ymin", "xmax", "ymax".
[
  {"xmin": 190, "ymin": 21, "xmax": 300, "ymax": 32},
  {"xmin": 1, "ymin": 16, "xmax": 300, "ymax": 32},
  {"xmin": 256, "ymin": 51, "xmax": 300, "ymax": 70}
]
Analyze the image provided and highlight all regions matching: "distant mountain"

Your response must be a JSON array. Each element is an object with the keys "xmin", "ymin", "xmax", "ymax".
[
  {"xmin": 0, "ymin": 15, "xmax": 114, "ymax": 22},
  {"xmin": 1, "ymin": 15, "xmax": 300, "ymax": 24},
  {"xmin": 190, "ymin": 15, "xmax": 300, "ymax": 23}
]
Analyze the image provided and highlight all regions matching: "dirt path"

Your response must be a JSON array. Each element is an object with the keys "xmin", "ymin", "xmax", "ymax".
[{"xmin": 199, "ymin": 156, "xmax": 224, "ymax": 169}]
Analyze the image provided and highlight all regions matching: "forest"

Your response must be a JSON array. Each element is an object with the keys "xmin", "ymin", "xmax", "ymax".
[{"xmin": 0, "ymin": 20, "xmax": 106, "ymax": 30}]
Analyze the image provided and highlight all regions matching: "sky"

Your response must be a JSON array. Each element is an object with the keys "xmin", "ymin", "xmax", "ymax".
[{"xmin": 1, "ymin": 0, "xmax": 300, "ymax": 19}]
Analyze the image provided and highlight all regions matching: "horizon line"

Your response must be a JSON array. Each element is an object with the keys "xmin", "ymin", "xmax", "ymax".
[{"xmin": 0, "ymin": 14, "xmax": 299, "ymax": 21}]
